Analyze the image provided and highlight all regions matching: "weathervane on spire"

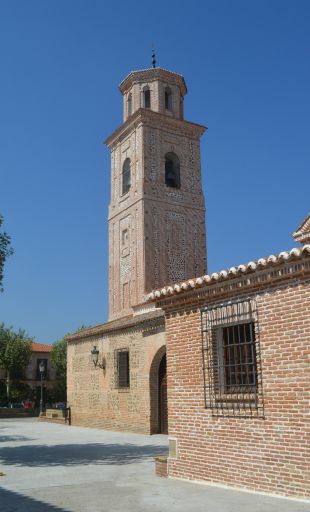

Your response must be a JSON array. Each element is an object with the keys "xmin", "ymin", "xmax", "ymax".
[{"xmin": 152, "ymin": 48, "xmax": 156, "ymax": 68}]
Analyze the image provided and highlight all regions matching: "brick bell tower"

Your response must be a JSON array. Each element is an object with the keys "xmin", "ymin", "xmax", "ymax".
[{"xmin": 105, "ymin": 64, "xmax": 207, "ymax": 321}]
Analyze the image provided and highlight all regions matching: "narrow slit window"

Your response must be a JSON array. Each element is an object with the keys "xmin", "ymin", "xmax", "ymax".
[
  {"xmin": 165, "ymin": 152, "xmax": 180, "ymax": 188},
  {"xmin": 122, "ymin": 158, "xmax": 131, "ymax": 195},
  {"xmin": 143, "ymin": 87, "xmax": 151, "ymax": 108},
  {"xmin": 165, "ymin": 87, "xmax": 172, "ymax": 110},
  {"xmin": 127, "ymin": 93, "xmax": 132, "ymax": 117},
  {"xmin": 116, "ymin": 350, "xmax": 130, "ymax": 388},
  {"xmin": 179, "ymin": 96, "xmax": 184, "ymax": 118},
  {"xmin": 122, "ymin": 229, "xmax": 128, "ymax": 246}
]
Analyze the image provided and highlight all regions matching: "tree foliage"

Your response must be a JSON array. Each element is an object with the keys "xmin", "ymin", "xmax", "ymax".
[
  {"xmin": 0, "ymin": 215, "xmax": 13, "ymax": 292},
  {"xmin": 0, "ymin": 323, "xmax": 32, "ymax": 400},
  {"xmin": 51, "ymin": 337, "xmax": 67, "ymax": 382},
  {"xmin": 6, "ymin": 382, "xmax": 32, "ymax": 403},
  {"xmin": 50, "ymin": 326, "xmax": 89, "ymax": 403},
  {"xmin": 51, "ymin": 337, "xmax": 67, "ymax": 402}
]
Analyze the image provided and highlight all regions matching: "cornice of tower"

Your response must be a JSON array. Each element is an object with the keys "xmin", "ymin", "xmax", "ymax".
[
  {"xmin": 104, "ymin": 108, "xmax": 207, "ymax": 148},
  {"xmin": 108, "ymin": 194, "xmax": 205, "ymax": 222},
  {"xmin": 119, "ymin": 67, "xmax": 187, "ymax": 96}
]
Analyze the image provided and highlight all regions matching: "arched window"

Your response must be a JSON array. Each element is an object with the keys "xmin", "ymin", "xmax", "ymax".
[
  {"xmin": 165, "ymin": 152, "xmax": 180, "ymax": 188},
  {"xmin": 165, "ymin": 87, "xmax": 172, "ymax": 110},
  {"xmin": 143, "ymin": 86, "xmax": 151, "ymax": 108},
  {"xmin": 122, "ymin": 158, "xmax": 131, "ymax": 195},
  {"xmin": 127, "ymin": 93, "xmax": 132, "ymax": 117}
]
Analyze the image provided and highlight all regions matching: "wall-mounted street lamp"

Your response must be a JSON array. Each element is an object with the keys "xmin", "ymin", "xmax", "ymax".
[
  {"xmin": 91, "ymin": 346, "xmax": 106, "ymax": 370},
  {"xmin": 39, "ymin": 360, "xmax": 45, "ymax": 415}
]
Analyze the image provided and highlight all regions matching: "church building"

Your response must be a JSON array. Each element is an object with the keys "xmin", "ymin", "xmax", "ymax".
[
  {"xmin": 67, "ymin": 63, "xmax": 310, "ymax": 500},
  {"xmin": 67, "ymin": 65, "xmax": 207, "ymax": 434}
]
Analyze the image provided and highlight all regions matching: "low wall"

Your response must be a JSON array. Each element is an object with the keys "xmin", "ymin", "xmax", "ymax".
[
  {"xmin": 0, "ymin": 408, "xmax": 37, "ymax": 418},
  {"xmin": 154, "ymin": 456, "xmax": 168, "ymax": 478},
  {"xmin": 38, "ymin": 408, "xmax": 70, "ymax": 425}
]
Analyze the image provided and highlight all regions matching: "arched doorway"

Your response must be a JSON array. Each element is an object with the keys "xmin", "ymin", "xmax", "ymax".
[
  {"xmin": 149, "ymin": 346, "xmax": 168, "ymax": 434},
  {"xmin": 158, "ymin": 354, "xmax": 168, "ymax": 434}
]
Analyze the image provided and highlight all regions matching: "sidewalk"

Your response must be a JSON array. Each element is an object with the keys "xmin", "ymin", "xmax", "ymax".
[{"xmin": 0, "ymin": 418, "xmax": 308, "ymax": 512}]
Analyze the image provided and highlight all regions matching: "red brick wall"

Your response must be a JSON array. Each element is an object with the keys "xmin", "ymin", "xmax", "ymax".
[{"xmin": 164, "ymin": 277, "xmax": 310, "ymax": 498}]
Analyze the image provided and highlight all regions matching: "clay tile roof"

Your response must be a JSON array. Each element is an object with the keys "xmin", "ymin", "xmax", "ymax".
[
  {"xmin": 147, "ymin": 244, "xmax": 310, "ymax": 301},
  {"xmin": 66, "ymin": 309, "xmax": 165, "ymax": 342},
  {"xmin": 31, "ymin": 342, "xmax": 52, "ymax": 353},
  {"xmin": 292, "ymin": 213, "xmax": 310, "ymax": 244}
]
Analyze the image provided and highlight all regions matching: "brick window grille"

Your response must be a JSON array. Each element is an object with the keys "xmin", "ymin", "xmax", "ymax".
[
  {"xmin": 201, "ymin": 298, "xmax": 264, "ymax": 417},
  {"xmin": 115, "ymin": 349, "xmax": 130, "ymax": 388}
]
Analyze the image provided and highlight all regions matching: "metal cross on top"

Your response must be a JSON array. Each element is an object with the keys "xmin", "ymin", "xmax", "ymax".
[{"xmin": 152, "ymin": 48, "xmax": 156, "ymax": 68}]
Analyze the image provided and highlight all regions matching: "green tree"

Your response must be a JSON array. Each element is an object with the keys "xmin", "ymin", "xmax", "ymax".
[
  {"xmin": 0, "ymin": 324, "xmax": 32, "ymax": 400},
  {"xmin": 51, "ymin": 337, "xmax": 67, "ymax": 402},
  {"xmin": 50, "ymin": 326, "xmax": 89, "ymax": 403},
  {"xmin": 9, "ymin": 382, "xmax": 32, "ymax": 403},
  {"xmin": 0, "ymin": 215, "xmax": 13, "ymax": 292},
  {"xmin": 51, "ymin": 337, "xmax": 67, "ymax": 381}
]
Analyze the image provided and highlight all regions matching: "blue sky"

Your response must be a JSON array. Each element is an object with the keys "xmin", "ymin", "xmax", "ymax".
[{"xmin": 0, "ymin": 1, "xmax": 309, "ymax": 343}]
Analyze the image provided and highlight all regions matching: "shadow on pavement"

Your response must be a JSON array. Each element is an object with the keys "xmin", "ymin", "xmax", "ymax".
[
  {"xmin": 0, "ymin": 488, "xmax": 69, "ymax": 512},
  {"xmin": 0, "ymin": 435, "xmax": 35, "ymax": 443},
  {"xmin": 0, "ymin": 442, "xmax": 167, "ymax": 467}
]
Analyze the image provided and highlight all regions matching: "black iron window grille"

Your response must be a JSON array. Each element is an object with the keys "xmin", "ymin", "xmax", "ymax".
[
  {"xmin": 201, "ymin": 298, "xmax": 264, "ymax": 418},
  {"xmin": 115, "ymin": 349, "xmax": 130, "ymax": 388}
]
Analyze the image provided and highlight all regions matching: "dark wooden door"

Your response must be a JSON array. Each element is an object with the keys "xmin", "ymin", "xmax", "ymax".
[{"xmin": 158, "ymin": 354, "xmax": 168, "ymax": 434}]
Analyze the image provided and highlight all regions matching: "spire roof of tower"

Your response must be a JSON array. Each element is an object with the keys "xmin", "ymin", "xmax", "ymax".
[{"xmin": 119, "ymin": 67, "xmax": 187, "ymax": 96}]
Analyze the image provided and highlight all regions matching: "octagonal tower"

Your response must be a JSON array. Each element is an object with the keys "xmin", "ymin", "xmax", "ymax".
[{"xmin": 105, "ymin": 67, "xmax": 207, "ymax": 321}]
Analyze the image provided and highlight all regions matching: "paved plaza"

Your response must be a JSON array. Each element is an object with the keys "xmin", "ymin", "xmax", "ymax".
[{"xmin": 0, "ymin": 418, "xmax": 308, "ymax": 512}]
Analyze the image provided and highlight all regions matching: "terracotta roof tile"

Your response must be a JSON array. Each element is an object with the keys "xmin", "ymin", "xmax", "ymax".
[
  {"xmin": 31, "ymin": 342, "xmax": 52, "ymax": 353},
  {"xmin": 67, "ymin": 309, "xmax": 164, "ymax": 342},
  {"xmin": 147, "ymin": 245, "xmax": 310, "ymax": 300},
  {"xmin": 293, "ymin": 213, "xmax": 310, "ymax": 244}
]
